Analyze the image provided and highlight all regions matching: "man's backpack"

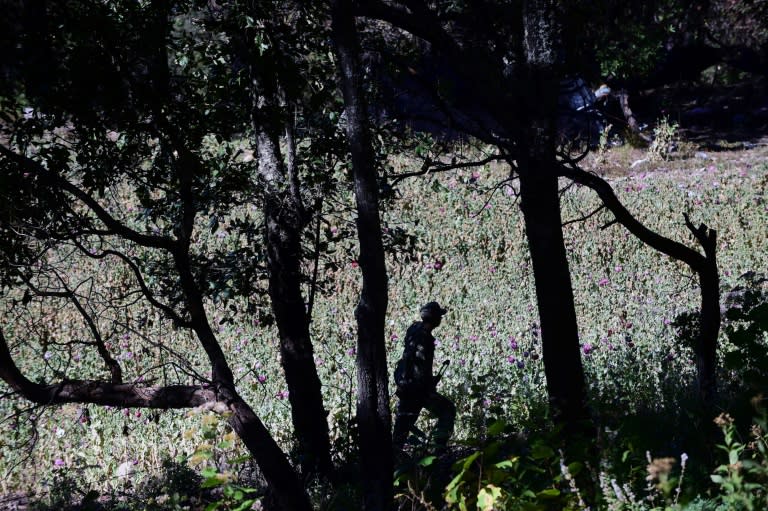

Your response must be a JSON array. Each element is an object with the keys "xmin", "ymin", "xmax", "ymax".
[{"xmin": 394, "ymin": 358, "xmax": 419, "ymax": 397}]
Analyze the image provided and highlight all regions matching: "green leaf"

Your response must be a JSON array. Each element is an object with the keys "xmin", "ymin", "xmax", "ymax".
[
  {"xmin": 494, "ymin": 457, "xmax": 517, "ymax": 469},
  {"xmin": 233, "ymin": 500, "xmax": 257, "ymax": 511},
  {"xmin": 477, "ymin": 485, "xmax": 502, "ymax": 511},
  {"xmin": 711, "ymin": 474, "xmax": 725, "ymax": 484},
  {"xmin": 201, "ymin": 467, "xmax": 218, "ymax": 478},
  {"xmin": 487, "ymin": 419, "xmax": 506, "ymax": 436},
  {"xmin": 460, "ymin": 451, "xmax": 481, "ymax": 471},
  {"xmin": 419, "ymin": 455, "xmax": 437, "ymax": 467},
  {"xmin": 530, "ymin": 443, "xmax": 555, "ymax": 460},
  {"xmin": 446, "ymin": 470, "xmax": 467, "ymax": 493},
  {"xmin": 445, "ymin": 479, "xmax": 464, "ymax": 503},
  {"xmin": 201, "ymin": 477, "xmax": 224, "ymax": 489},
  {"xmin": 536, "ymin": 488, "xmax": 561, "ymax": 499},
  {"xmin": 567, "ymin": 461, "xmax": 583, "ymax": 476}
]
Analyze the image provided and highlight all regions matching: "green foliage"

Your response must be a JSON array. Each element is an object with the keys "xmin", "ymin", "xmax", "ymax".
[
  {"xmin": 721, "ymin": 273, "xmax": 768, "ymax": 391},
  {"xmin": 648, "ymin": 118, "xmax": 680, "ymax": 162},
  {"xmin": 710, "ymin": 412, "xmax": 768, "ymax": 510},
  {"xmin": 395, "ymin": 419, "xmax": 586, "ymax": 510}
]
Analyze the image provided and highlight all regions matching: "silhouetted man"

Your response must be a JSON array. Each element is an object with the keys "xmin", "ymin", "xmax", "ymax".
[{"xmin": 393, "ymin": 301, "xmax": 456, "ymax": 452}]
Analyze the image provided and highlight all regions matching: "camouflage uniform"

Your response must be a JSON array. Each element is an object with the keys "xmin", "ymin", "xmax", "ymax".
[{"xmin": 393, "ymin": 320, "xmax": 456, "ymax": 450}]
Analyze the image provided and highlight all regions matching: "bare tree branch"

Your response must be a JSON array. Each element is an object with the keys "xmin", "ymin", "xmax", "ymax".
[
  {"xmin": 0, "ymin": 146, "xmax": 177, "ymax": 251},
  {"xmin": 70, "ymin": 239, "xmax": 191, "ymax": 328},
  {"xmin": 562, "ymin": 204, "xmax": 606, "ymax": 228},
  {"xmin": 558, "ymin": 161, "xmax": 707, "ymax": 271},
  {"xmin": 389, "ymin": 153, "xmax": 505, "ymax": 186}
]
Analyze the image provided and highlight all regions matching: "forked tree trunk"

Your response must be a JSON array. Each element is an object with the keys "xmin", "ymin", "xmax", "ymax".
[
  {"xmin": 175, "ymin": 247, "xmax": 315, "ymax": 511},
  {"xmin": 331, "ymin": 2, "xmax": 393, "ymax": 510},
  {"xmin": 238, "ymin": 0, "xmax": 333, "ymax": 480},
  {"xmin": 259, "ymin": 130, "xmax": 334, "ymax": 480}
]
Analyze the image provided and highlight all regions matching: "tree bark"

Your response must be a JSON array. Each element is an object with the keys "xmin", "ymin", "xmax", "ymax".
[
  {"xmin": 685, "ymin": 215, "xmax": 720, "ymax": 403},
  {"xmin": 518, "ymin": 0, "xmax": 592, "ymax": 434},
  {"xmin": 256, "ymin": 127, "xmax": 333, "ymax": 480},
  {"xmin": 245, "ymin": 3, "xmax": 333, "ymax": 480},
  {"xmin": 331, "ymin": 2, "xmax": 393, "ymax": 510},
  {"xmin": 616, "ymin": 90, "xmax": 652, "ymax": 144}
]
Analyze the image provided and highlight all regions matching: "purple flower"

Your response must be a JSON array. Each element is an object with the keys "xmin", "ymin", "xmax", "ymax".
[
  {"xmin": 469, "ymin": 335, "xmax": 478, "ymax": 342},
  {"xmin": 582, "ymin": 343, "xmax": 594, "ymax": 355},
  {"xmin": 458, "ymin": 359, "xmax": 466, "ymax": 366},
  {"xmin": 43, "ymin": 351, "xmax": 52, "ymax": 360},
  {"xmin": 346, "ymin": 347, "xmax": 356, "ymax": 356},
  {"xmin": 507, "ymin": 355, "xmax": 516, "ymax": 364},
  {"xmin": 508, "ymin": 338, "xmax": 518, "ymax": 350},
  {"xmin": 598, "ymin": 278, "xmax": 609, "ymax": 287},
  {"xmin": 54, "ymin": 458, "xmax": 65, "ymax": 467},
  {"xmin": 516, "ymin": 360, "xmax": 525, "ymax": 369},
  {"xmin": 614, "ymin": 265, "xmax": 623, "ymax": 272},
  {"xmin": 257, "ymin": 375, "xmax": 267, "ymax": 384}
]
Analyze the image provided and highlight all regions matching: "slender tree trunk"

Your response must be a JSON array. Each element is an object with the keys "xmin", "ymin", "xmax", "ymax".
[
  {"xmin": 519, "ymin": 0, "xmax": 591, "ymax": 434},
  {"xmin": 332, "ymin": 2, "xmax": 393, "ymax": 510},
  {"xmin": 518, "ymin": 171, "xmax": 590, "ymax": 429},
  {"xmin": 617, "ymin": 89, "xmax": 652, "ymax": 144},
  {"xmin": 697, "ymin": 260, "xmax": 719, "ymax": 402},
  {"xmin": 688, "ymin": 216, "xmax": 720, "ymax": 403}
]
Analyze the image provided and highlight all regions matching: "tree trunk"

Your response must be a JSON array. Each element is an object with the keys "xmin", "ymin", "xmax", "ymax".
[
  {"xmin": 258, "ymin": 127, "xmax": 334, "ymax": 480},
  {"xmin": 697, "ymin": 260, "xmax": 719, "ymax": 402},
  {"xmin": 518, "ymin": 170, "xmax": 590, "ymax": 431},
  {"xmin": 519, "ymin": 0, "xmax": 592, "ymax": 435},
  {"xmin": 331, "ymin": 2, "xmax": 393, "ymax": 510},
  {"xmin": 688, "ymin": 216, "xmax": 720, "ymax": 403},
  {"xmin": 617, "ymin": 89, "xmax": 652, "ymax": 144},
  {"xmin": 244, "ymin": 2, "xmax": 333, "ymax": 480},
  {"xmin": 228, "ymin": 397, "xmax": 316, "ymax": 511}
]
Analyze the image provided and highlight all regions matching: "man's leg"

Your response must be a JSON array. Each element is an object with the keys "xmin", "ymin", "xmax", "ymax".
[
  {"xmin": 392, "ymin": 396, "xmax": 422, "ymax": 451},
  {"xmin": 425, "ymin": 392, "xmax": 456, "ymax": 448}
]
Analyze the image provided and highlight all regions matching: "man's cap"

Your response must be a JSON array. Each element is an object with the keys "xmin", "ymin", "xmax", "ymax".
[{"xmin": 420, "ymin": 301, "xmax": 448, "ymax": 319}]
